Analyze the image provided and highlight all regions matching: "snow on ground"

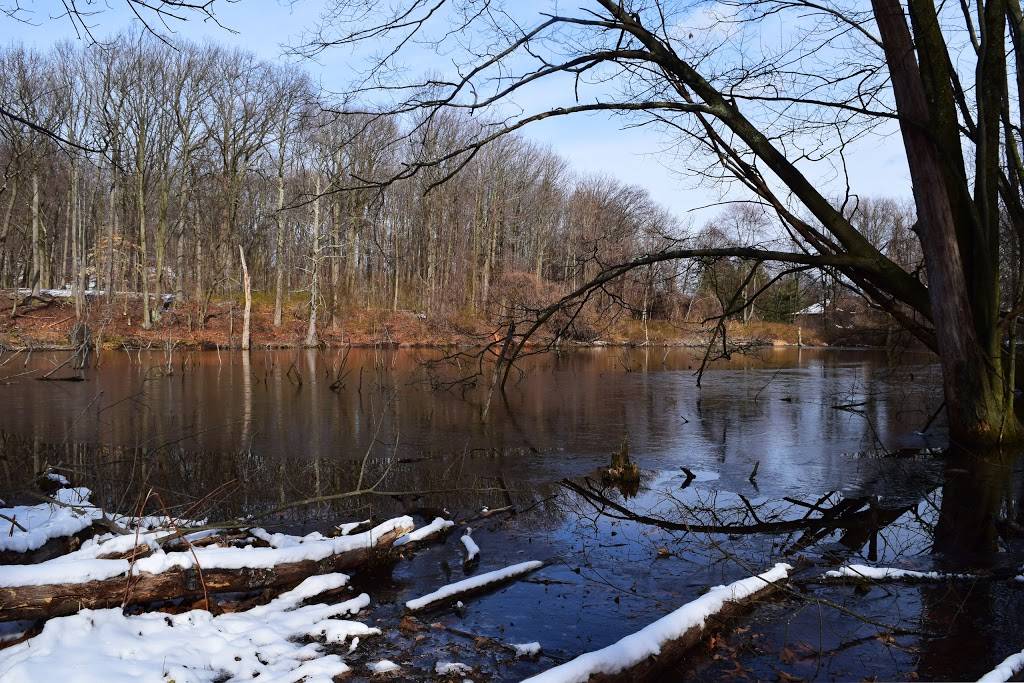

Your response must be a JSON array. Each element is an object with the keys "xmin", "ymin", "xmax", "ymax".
[
  {"xmin": 0, "ymin": 517, "xmax": 413, "ymax": 587},
  {"xmin": 337, "ymin": 519, "xmax": 371, "ymax": 535},
  {"xmin": 393, "ymin": 517, "xmax": 454, "ymax": 546},
  {"xmin": 0, "ymin": 487, "xmax": 101, "ymax": 553},
  {"xmin": 460, "ymin": 527, "xmax": 480, "ymax": 562},
  {"xmin": 369, "ymin": 659, "xmax": 401, "ymax": 675},
  {"xmin": 822, "ymin": 564, "xmax": 971, "ymax": 581},
  {"xmin": 44, "ymin": 472, "xmax": 70, "ymax": 486},
  {"xmin": 0, "ymin": 573, "xmax": 375, "ymax": 683},
  {"xmin": 513, "ymin": 642, "xmax": 542, "ymax": 657},
  {"xmin": 435, "ymin": 661, "xmax": 473, "ymax": 675},
  {"xmin": 250, "ymin": 527, "xmax": 332, "ymax": 548},
  {"xmin": 406, "ymin": 560, "xmax": 544, "ymax": 611},
  {"xmin": 977, "ymin": 647, "xmax": 1024, "ymax": 682},
  {"xmin": 521, "ymin": 563, "xmax": 793, "ymax": 683}
]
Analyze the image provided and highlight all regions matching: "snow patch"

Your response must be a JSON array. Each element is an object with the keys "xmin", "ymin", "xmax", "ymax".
[
  {"xmin": 394, "ymin": 517, "xmax": 454, "ymax": 546},
  {"xmin": 0, "ymin": 516, "xmax": 413, "ymax": 587},
  {"xmin": 522, "ymin": 563, "xmax": 792, "ymax": 683},
  {"xmin": 461, "ymin": 528, "xmax": 480, "ymax": 562},
  {"xmin": 822, "ymin": 564, "xmax": 971, "ymax": 581},
  {"xmin": 513, "ymin": 642, "xmax": 542, "ymax": 657},
  {"xmin": 0, "ymin": 487, "xmax": 102, "ymax": 553},
  {"xmin": 0, "ymin": 572, "xmax": 373, "ymax": 682},
  {"xmin": 45, "ymin": 472, "xmax": 70, "ymax": 486},
  {"xmin": 250, "ymin": 527, "xmax": 330, "ymax": 548},
  {"xmin": 369, "ymin": 659, "xmax": 401, "ymax": 675},
  {"xmin": 337, "ymin": 519, "xmax": 371, "ymax": 535},
  {"xmin": 436, "ymin": 661, "xmax": 473, "ymax": 675}
]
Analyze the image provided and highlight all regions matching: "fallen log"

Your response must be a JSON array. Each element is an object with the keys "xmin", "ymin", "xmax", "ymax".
[
  {"xmin": 978, "ymin": 645, "xmax": 1024, "ymax": 683},
  {"xmin": 521, "ymin": 563, "xmax": 793, "ymax": 683},
  {"xmin": 393, "ymin": 517, "xmax": 455, "ymax": 549},
  {"xmin": 0, "ymin": 524, "xmax": 99, "ymax": 565},
  {"xmin": 820, "ymin": 564, "xmax": 974, "ymax": 583},
  {"xmin": 460, "ymin": 505, "xmax": 515, "ymax": 524},
  {"xmin": 405, "ymin": 560, "xmax": 544, "ymax": 612},
  {"xmin": 0, "ymin": 517, "xmax": 413, "ymax": 622},
  {"xmin": 0, "ymin": 488, "xmax": 102, "ymax": 564}
]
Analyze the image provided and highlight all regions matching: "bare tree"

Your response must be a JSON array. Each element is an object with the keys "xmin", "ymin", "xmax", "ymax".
[{"xmin": 285, "ymin": 0, "xmax": 1024, "ymax": 446}]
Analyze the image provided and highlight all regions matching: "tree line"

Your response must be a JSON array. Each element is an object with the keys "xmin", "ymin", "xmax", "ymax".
[
  {"xmin": 2, "ymin": 33, "xmax": 912, "ymax": 345},
  {"xmin": 0, "ymin": 34, "xmax": 685, "ymax": 337}
]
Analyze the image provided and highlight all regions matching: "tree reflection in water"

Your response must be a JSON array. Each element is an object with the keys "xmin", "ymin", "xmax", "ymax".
[
  {"xmin": 1, "ymin": 348, "xmax": 1023, "ymax": 680},
  {"xmin": 552, "ymin": 448, "xmax": 1023, "ymax": 682}
]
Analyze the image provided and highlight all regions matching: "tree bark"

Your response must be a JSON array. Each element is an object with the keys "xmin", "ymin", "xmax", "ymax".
[
  {"xmin": 273, "ymin": 133, "xmax": 287, "ymax": 327},
  {"xmin": 30, "ymin": 169, "xmax": 40, "ymax": 295},
  {"xmin": 304, "ymin": 176, "xmax": 321, "ymax": 347},
  {"xmin": 872, "ymin": 0, "xmax": 1019, "ymax": 444},
  {"xmin": 0, "ymin": 522, "xmax": 409, "ymax": 622},
  {"xmin": 239, "ymin": 244, "xmax": 252, "ymax": 350},
  {"xmin": 137, "ymin": 159, "xmax": 151, "ymax": 330}
]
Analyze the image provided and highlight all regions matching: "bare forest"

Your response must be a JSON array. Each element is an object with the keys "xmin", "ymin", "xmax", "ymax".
[
  {"xmin": 0, "ymin": 35, "xmax": 919, "ymax": 350},
  {"xmin": 4, "ymin": 2, "xmax": 1024, "ymax": 681}
]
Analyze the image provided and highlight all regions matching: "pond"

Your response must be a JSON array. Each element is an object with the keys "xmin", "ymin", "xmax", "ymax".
[{"xmin": 1, "ymin": 346, "xmax": 1021, "ymax": 681}]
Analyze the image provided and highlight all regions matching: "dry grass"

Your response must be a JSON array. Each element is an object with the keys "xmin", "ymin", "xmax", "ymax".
[{"xmin": 1, "ymin": 294, "xmax": 850, "ymax": 350}]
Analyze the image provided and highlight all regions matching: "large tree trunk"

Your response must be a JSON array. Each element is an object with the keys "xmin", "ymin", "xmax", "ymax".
[{"xmin": 873, "ymin": 0, "xmax": 1020, "ymax": 444}]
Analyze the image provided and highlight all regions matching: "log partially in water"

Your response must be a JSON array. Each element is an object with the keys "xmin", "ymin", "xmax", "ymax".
[
  {"xmin": 522, "ymin": 563, "xmax": 792, "ymax": 683},
  {"xmin": 405, "ymin": 560, "xmax": 544, "ymax": 612},
  {"xmin": 0, "ymin": 520, "xmax": 412, "ymax": 622}
]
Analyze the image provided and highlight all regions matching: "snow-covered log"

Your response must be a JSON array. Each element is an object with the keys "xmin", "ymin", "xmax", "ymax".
[
  {"xmin": 460, "ymin": 528, "xmax": 480, "ymax": 564},
  {"xmin": 0, "ymin": 517, "xmax": 413, "ymax": 621},
  {"xmin": 405, "ymin": 560, "xmax": 544, "ymax": 612},
  {"xmin": 821, "ymin": 564, "xmax": 973, "ymax": 582},
  {"xmin": 0, "ymin": 488, "xmax": 102, "ymax": 563},
  {"xmin": 977, "ymin": 647, "xmax": 1024, "ymax": 683},
  {"xmin": 0, "ymin": 572, "xmax": 376, "ymax": 681},
  {"xmin": 522, "ymin": 563, "xmax": 793, "ymax": 683},
  {"xmin": 393, "ymin": 517, "xmax": 454, "ymax": 548}
]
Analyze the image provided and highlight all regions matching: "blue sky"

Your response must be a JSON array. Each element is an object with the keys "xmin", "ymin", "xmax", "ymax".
[{"xmin": 0, "ymin": 0, "xmax": 912, "ymax": 224}]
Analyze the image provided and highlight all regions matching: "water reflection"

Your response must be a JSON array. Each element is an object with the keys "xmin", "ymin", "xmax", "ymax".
[
  {"xmin": 0, "ymin": 347, "xmax": 942, "ymax": 494},
  {"xmin": 4, "ymin": 347, "xmax": 1020, "ymax": 680}
]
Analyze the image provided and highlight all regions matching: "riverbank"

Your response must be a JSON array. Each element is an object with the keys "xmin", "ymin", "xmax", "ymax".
[{"xmin": 1, "ymin": 294, "xmax": 853, "ymax": 351}]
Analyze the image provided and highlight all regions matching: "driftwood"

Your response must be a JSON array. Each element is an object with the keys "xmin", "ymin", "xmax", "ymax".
[
  {"xmin": 392, "ymin": 518, "xmax": 455, "ymax": 551},
  {"xmin": 0, "ymin": 522, "xmax": 411, "ymax": 622},
  {"xmin": 585, "ymin": 588, "xmax": 780, "ymax": 683},
  {"xmin": 405, "ymin": 560, "xmax": 544, "ymax": 612},
  {"xmin": 523, "ymin": 564, "xmax": 792, "ymax": 683}
]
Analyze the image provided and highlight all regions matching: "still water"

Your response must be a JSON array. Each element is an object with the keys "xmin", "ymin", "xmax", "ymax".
[{"xmin": 1, "ymin": 346, "xmax": 1021, "ymax": 680}]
